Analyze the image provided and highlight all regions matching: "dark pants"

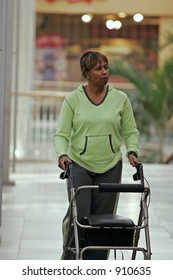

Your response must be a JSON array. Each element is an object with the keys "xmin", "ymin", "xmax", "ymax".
[{"xmin": 62, "ymin": 160, "xmax": 122, "ymax": 260}]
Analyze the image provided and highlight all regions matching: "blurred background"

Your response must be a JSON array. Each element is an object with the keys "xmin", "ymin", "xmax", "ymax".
[{"xmin": 0, "ymin": 0, "xmax": 173, "ymax": 259}]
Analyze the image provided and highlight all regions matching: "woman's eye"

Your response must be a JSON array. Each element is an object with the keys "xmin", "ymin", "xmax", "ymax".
[{"xmin": 94, "ymin": 65, "xmax": 108, "ymax": 71}]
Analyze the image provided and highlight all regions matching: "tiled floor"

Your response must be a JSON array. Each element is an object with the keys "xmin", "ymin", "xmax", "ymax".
[{"xmin": 0, "ymin": 161, "xmax": 173, "ymax": 260}]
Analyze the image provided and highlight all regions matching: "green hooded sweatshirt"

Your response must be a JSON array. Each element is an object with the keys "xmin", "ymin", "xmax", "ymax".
[{"xmin": 54, "ymin": 84, "xmax": 139, "ymax": 173}]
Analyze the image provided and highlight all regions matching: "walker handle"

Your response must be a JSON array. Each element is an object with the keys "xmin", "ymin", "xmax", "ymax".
[
  {"xmin": 59, "ymin": 162, "xmax": 72, "ymax": 179},
  {"xmin": 99, "ymin": 183, "xmax": 144, "ymax": 193},
  {"xmin": 133, "ymin": 163, "xmax": 144, "ymax": 185}
]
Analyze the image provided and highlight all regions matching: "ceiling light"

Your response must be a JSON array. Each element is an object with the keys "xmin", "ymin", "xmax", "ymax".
[
  {"xmin": 118, "ymin": 12, "xmax": 127, "ymax": 18},
  {"xmin": 114, "ymin": 20, "xmax": 122, "ymax": 30},
  {"xmin": 106, "ymin": 19, "xmax": 122, "ymax": 30},
  {"xmin": 106, "ymin": 19, "xmax": 115, "ymax": 29},
  {"xmin": 133, "ymin": 13, "xmax": 144, "ymax": 22},
  {"xmin": 81, "ymin": 14, "xmax": 93, "ymax": 23}
]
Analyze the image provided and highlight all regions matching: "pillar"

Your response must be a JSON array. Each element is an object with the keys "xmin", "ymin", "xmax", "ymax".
[
  {"xmin": 158, "ymin": 17, "xmax": 173, "ymax": 67},
  {"xmin": 11, "ymin": 0, "xmax": 36, "ymax": 169}
]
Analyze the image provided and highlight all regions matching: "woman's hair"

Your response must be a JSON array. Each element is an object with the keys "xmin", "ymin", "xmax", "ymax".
[{"xmin": 80, "ymin": 51, "xmax": 108, "ymax": 79}]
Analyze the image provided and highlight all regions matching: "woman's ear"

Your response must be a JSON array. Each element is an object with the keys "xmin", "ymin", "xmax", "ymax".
[{"xmin": 85, "ymin": 71, "xmax": 89, "ymax": 79}]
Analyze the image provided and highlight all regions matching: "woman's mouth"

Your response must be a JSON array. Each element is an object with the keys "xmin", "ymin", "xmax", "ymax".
[{"xmin": 101, "ymin": 77, "xmax": 108, "ymax": 82}]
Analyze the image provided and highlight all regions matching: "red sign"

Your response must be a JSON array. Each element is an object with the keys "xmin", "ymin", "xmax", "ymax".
[
  {"xmin": 36, "ymin": 34, "xmax": 64, "ymax": 48},
  {"xmin": 46, "ymin": 0, "xmax": 93, "ymax": 2},
  {"xmin": 67, "ymin": 0, "xmax": 93, "ymax": 2}
]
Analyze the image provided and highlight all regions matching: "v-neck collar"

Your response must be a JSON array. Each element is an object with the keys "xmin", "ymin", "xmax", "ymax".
[{"xmin": 82, "ymin": 85, "xmax": 109, "ymax": 106}]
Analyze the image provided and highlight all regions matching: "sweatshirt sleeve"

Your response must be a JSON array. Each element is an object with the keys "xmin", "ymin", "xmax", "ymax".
[
  {"xmin": 53, "ymin": 98, "xmax": 74, "ymax": 159},
  {"xmin": 121, "ymin": 96, "xmax": 139, "ymax": 156}
]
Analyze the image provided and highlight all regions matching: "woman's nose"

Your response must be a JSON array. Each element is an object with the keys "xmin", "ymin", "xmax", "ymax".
[{"xmin": 102, "ymin": 67, "xmax": 107, "ymax": 73}]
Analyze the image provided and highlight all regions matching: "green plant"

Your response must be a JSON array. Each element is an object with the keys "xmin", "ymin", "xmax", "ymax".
[{"xmin": 110, "ymin": 57, "xmax": 173, "ymax": 163}]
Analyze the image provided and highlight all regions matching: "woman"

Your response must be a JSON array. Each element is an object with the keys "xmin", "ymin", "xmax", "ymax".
[{"xmin": 54, "ymin": 51, "xmax": 140, "ymax": 259}]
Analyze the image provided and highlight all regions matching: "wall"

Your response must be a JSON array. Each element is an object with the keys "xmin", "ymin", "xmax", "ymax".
[{"xmin": 36, "ymin": 0, "xmax": 173, "ymax": 16}]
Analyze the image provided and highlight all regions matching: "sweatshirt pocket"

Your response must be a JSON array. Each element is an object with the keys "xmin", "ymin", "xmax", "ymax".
[{"xmin": 80, "ymin": 134, "xmax": 116, "ymax": 161}]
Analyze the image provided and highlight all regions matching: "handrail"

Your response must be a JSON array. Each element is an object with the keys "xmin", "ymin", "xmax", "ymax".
[
  {"xmin": 11, "ymin": 90, "xmax": 69, "ymax": 98},
  {"xmin": 33, "ymin": 80, "xmax": 135, "ymax": 90}
]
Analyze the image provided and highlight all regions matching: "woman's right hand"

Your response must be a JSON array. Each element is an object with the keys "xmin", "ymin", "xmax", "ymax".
[{"xmin": 58, "ymin": 155, "xmax": 71, "ymax": 170}]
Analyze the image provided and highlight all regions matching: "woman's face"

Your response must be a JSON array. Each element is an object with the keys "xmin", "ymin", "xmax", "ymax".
[{"xmin": 88, "ymin": 59, "xmax": 109, "ymax": 86}]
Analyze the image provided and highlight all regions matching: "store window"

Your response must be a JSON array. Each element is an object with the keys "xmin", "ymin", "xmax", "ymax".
[{"xmin": 35, "ymin": 13, "xmax": 159, "ymax": 87}]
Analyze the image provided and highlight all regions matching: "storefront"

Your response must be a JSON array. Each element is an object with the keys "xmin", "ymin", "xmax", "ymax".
[{"xmin": 35, "ymin": 13, "xmax": 159, "ymax": 86}]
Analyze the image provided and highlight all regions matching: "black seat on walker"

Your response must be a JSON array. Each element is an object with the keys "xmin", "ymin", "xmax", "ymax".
[
  {"xmin": 79, "ymin": 214, "xmax": 135, "ymax": 247},
  {"xmin": 84, "ymin": 214, "xmax": 134, "ymax": 228}
]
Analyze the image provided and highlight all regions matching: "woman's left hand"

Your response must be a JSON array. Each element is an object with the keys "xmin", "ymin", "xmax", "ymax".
[{"xmin": 128, "ymin": 154, "xmax": 141, "ymax": 167}]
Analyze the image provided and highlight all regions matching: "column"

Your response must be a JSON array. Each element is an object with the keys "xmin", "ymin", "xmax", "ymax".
[
  {"xmin": 11, "ymin": 0, "xmax": 36, "ymax": 167},
  {"xmin": 158, "ymin": 17, "xmax": 173, "ymax": 67},
  {"xmin": 0, "ymin": 0, "xmax": 15, "ymax": 227}
]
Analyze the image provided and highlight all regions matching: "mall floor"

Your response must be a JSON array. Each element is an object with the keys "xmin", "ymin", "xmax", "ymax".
[{"xmin": 0, "ymin": 161, "xmax": 173, "ymax": 260}]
